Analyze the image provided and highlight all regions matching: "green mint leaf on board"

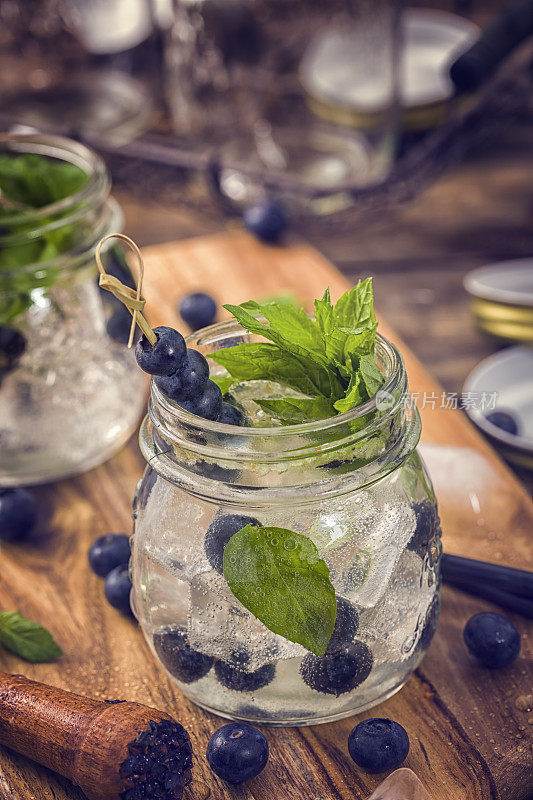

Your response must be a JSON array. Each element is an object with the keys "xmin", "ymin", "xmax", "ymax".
[
  {"xmin": 0, "ymin": 611, "xmax": 62, "ymax": 663},
  {"xmin": 223, "ymin": 526, "xmax": 337, "ymax": 657}
]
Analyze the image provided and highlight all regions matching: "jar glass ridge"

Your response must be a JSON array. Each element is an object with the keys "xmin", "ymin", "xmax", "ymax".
[{"xmin": 133, "ymin": 321, "xmax": 442, "ymax": 725}]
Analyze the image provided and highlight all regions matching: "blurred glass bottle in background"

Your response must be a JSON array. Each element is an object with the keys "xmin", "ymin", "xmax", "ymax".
[{"xmin": 160, "ymin": 0, "xmax": 402, "ymax": 212}]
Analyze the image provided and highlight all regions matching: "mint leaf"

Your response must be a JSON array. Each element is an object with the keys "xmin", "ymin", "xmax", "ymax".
[
  {"xmin": 334, "ymin": 277, "xmax": 377, "ymax": 331},
  {"xmin": 211, "ymin": 342, "xmax": 334, "ymax": 398},
  {"xmin": 223, "ymin": 302, "xmax": 329, "ymax": 370},
  {"xmin": 359, "ymin": 353, "xmax": 384, "ymax": 397},
  {"xmin": 0, "ymin": 611, "xmax": 62, "ymax": 662},
  {"xmin": 0, "ymin": 154, "xmax": 86, "ymax": 208},
  {"xmin": 223, "ymin": 526, "xmax": 337, "ymax": 656},
  {"xmin": 334, "ymin": 372, "xmax": 364, "ymax": 414},
  {"xmin": 255, "ymin": 395, "xmax": 336, "ymax": 423}
]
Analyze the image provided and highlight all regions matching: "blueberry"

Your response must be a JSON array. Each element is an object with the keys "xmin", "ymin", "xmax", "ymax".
[
  {"xmin": 0, "ymin": 325, "xmax": 26, "ymax": 365},
  {"xmin": 179, "ymin": 380, "xmax": 222, "ymax": 421},
  {"xmin": 486, "ymin": 410, "xmax": 519, "ymax": 436},
  {"xmin": 155, "ymin": 349, "xmax": 209, "ymax": 401},
  {"xmin": 135, "ymin": 326, "xmax": 187, "ymax": 376},
  {"xmin": 179, "ymin": 293, "xmax": 217, "ymax": 331},
  {"xmin": 463, "ymin": 612, "xmax": 520, "ymax": 668},
  {"xmin": 88, "ymin": 533, "xmax": 131, "ymax": 577},
  {"xmin": 106, "ymin": 306, "xmax": 140, "ymax": 345},
  {"xmin": 348, "ymin": 718, "xmax": 409, "ymax": 773},
  {"xmin": 205, "ymin": 514, "xmax": 260, "ymax": 574},
  {"xmin": 243, "ymin": 199, "xmax": 287, "ymax": 243},
  {"xmin": 407, "ymin": 501, "xmax": 440, "ymax": 558},
  {"xmin": 327, "ymin": 596, "xmax": 359, "ymax": 654},
  {"xmin": 0, "ymin": 488, "xmax": 37, "ymax": 542},
  {"xmin": 215, "ymin": 652, "xmax": 275, "ymax": 692},
  {"xmin": 217, "ymin": 402, "xmax": 245, "ymax": 426},
  {"xmin": 300, "ymin": 640, "xmax": 373, "ymax": 696},
  {"xmin": 153, "ymin": 626, "xmax": 214, "ymax": 683},
  {"xmin": 207, "ymin": 723, "xmax": 269, "ymax": 784},
  {"xmin": 104, "ymin": 564, "xmax": 132, "ymax": 615}
]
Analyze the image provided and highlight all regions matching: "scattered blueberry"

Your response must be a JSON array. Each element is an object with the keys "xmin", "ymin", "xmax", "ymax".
[
  {"xmin": 207, "ymin": 722, "xmax": 269, "ymax": 784},
  {"xmin": 348, "ymin": 718, "xmax": 409, "ymax": 773},
  {"xmin": 204, "ymin": 514, "xmax": 260, "ymax": 574},
  {"xmin": 104, "ymin": 564, "xmax": 132, "ymax": 615},
  {"xmin": 326, "ymin": 596, "xmax": 359, "ymax": 654},
  {"xmin": 300, "ymin": 640, "xmax": 373, "ymax": 696},
  {"xmin": 217, "ymin": 402, "xmax": 245, "ymax": 426},
  {"xmin": 179, "ymin": 379, "xmax": 222, "ymax": 421},
  {"xmin": 153, "ymin": 626, "xmax": 214, "ymax": 683},
  {"xmin": 215, "ymin": 651, "xmax": 275, "ymax": 692},
  {"xmin": 407, "ymin": 501, "xmax": 441, "ymax": 558},
  {"xmin": 486, "ymin": 410, "xmax": 519, "ymax": 436},
  {"xmin": 0, "ymin": 326, "xmax": 26, "ymax": 369},
  {"xmin": 155, "ymin": 349, "xmax": 209, "ymax": 401},
  {"xmin": 463, "ymin": 612, "xmax": 520, "ymax": 668},
  {"xmin": 88, "ymin": 533, "xmax": 131, "ymax": 577},
  {"xmin": 106, "ymin": 305, "xmax": 140, "ymax": 345},
  {"xmin": 243, "ymin": 199, "xmax": 287, "ymax": 243},
  {"xmin": 0, "ymin": 488, "xmax": 37, "ymax": 542},
  {"xmin": 135, "ymin": 326, "xmax": 187, "ymax": 376},
  {"xmin": 179, "ymin": 292, "xmax": 217, "ymax": 331}
]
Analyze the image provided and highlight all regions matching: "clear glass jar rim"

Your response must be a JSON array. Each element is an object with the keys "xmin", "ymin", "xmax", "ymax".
[
  {"xmin": 150, "ymin": 323, "xmax": 405, "ymax": 439},
  {"xmin": 0, "ymin": 133, "xmax": 110, "ymax": 250}
]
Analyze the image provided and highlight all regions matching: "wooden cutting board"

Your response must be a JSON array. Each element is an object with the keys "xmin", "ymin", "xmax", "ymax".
[{"xmin": 0, "ymin": 231, "xmax": 531, "ymax": 800}]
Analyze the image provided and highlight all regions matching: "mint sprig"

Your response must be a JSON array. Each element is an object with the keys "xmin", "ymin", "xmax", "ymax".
[
  {"xmin": 223, "ymin": 525, "xmax": 336, "ymax": 657},
  {"xmin": 211, "ymin": 279, "xmax": 384, "ymax": 423},
  {"xmin": 0, "ymin": 611, "xmax": 62, "ymax": 663}
]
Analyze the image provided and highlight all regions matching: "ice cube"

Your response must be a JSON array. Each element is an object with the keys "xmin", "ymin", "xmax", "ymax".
[
  {"xmin": 358, "ymin": 549, "xmax": 435, "ymax": 663},
  {"xmin": 187, "ymin": 570, "xmax": 306, "ymax": 670}
]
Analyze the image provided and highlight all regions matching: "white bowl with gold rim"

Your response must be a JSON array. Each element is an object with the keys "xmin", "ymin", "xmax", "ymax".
[
  {"xmin": 464, "ymin": 258, "xmax": 533, "ymax": 342},
  {"xmin": 463, "ymin": 345, "xmax": 533, "ymax": 469}
]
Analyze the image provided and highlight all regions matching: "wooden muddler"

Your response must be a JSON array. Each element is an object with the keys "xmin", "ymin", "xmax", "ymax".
[{"xmin": 0, "ymin": 673, "xmax": 193, "ymax": 800}]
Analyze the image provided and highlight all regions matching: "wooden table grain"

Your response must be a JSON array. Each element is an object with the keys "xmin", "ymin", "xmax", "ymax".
[{"xmin": 0, "ymin": 233, "xmax": 531, "ymax": 800}]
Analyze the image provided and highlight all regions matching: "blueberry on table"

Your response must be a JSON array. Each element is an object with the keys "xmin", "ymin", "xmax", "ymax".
[
  {"xmin": 243, "ymin": 199, "xmax": 287, "ymax": 243},
  {"xmin": 153, "ymin": 626, "xmax": 214, "ymax": 683},
  {"xmin": 207, "ymin": 723, "xmax": 269, "ymax": 784},
  {"xmin": 215, "ymin": 651, "xmax": 275, "ymax": 692},
  {"xmin": 326, "ymin": 596, "xmax": 359, "ymax": 654},
  {"xmin": 0, "ymin": 326, "xmax": 26, "ymax": 370},
  {"xmin": 179, "ymin": 379, "xmax": 222, "ymax": 421},
  {"xmin": 179, "ymin": 292, "xmax": 217, "ymax": 331},
  {"xmin": 217, "ymin": 402, "xmax": 246, "ymax": 426},
  {"xmin": 135, "ymin": 326, "xmax": 186, "ymax": 376},
  {"xmin": 463, "ymin": 612, "xmax": 520, "ymax": 668},
  {"xmin": 348, "ymin": 718, "xmax": 409, "ymax": 773},
  {"xmin": 155, "ymin": 348, "xmax": 210, "ymax": 401},
  {"xmin": 0, "ymin": 488, "xmax": 37, "ymax": 542},
  {"xmin": 300, "ymin": 640, "xmax": 373, "ymax": 696},
  {"xmin": 486, "ymin": 410, "xmax": 519, "ymax": 436},
  {"xmin": 104, "ymin": 564, "xmax": 133, "ymax": 615},
  {"xmin": 88, "ymin": 533, "xmax": 131, "ymax": 577},
  {"xmin": 204, "ymin": 514, "xmax": 261, "ymax": 574}
]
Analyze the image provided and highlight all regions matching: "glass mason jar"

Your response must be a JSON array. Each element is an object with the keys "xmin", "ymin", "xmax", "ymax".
[
  {"xmin": 0, "ymin": 134, "xmax": 146, "ymax": 485},
  {"xmin": 132, "ymin": 322, "xmax": 441, "ymax": 725}
]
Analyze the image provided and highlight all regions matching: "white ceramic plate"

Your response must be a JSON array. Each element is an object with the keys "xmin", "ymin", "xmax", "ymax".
[
  {"xmin": 463, "ymin": 346, "xmax": 533, "ymax": 459},
  {"xmin": 464, "ymin": 258, "xmax": 533, "ymax": 308},
  {"xmin": 300, "ymin": 8, "xmax": 479, "ymax": 113}
]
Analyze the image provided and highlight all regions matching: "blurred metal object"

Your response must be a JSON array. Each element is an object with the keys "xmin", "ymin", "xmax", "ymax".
[
  {"xmin": 59, "ymin": 0, "xmax": 154, "ymax": 54},
  {"xmin": 161, "ymin": 0, "xmax": 402, "ymax": 212},
  {"xmin": 464, "ymin": 259, "xmax": 533, "ymax": 342}
]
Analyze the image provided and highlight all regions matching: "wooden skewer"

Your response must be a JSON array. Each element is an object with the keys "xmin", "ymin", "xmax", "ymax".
[
  {"xmin": 0, "ymin": 673, "xmax": 193, "ymax": 800},
  {"xmin": 367, "ymin": 768, "xmax": 434, "ymax": 799}
]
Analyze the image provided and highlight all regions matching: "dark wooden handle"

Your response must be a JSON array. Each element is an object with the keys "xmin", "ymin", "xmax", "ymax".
[{"xmin": 0, "ymin": 673, "xmax": 173, "ymax": 800}]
